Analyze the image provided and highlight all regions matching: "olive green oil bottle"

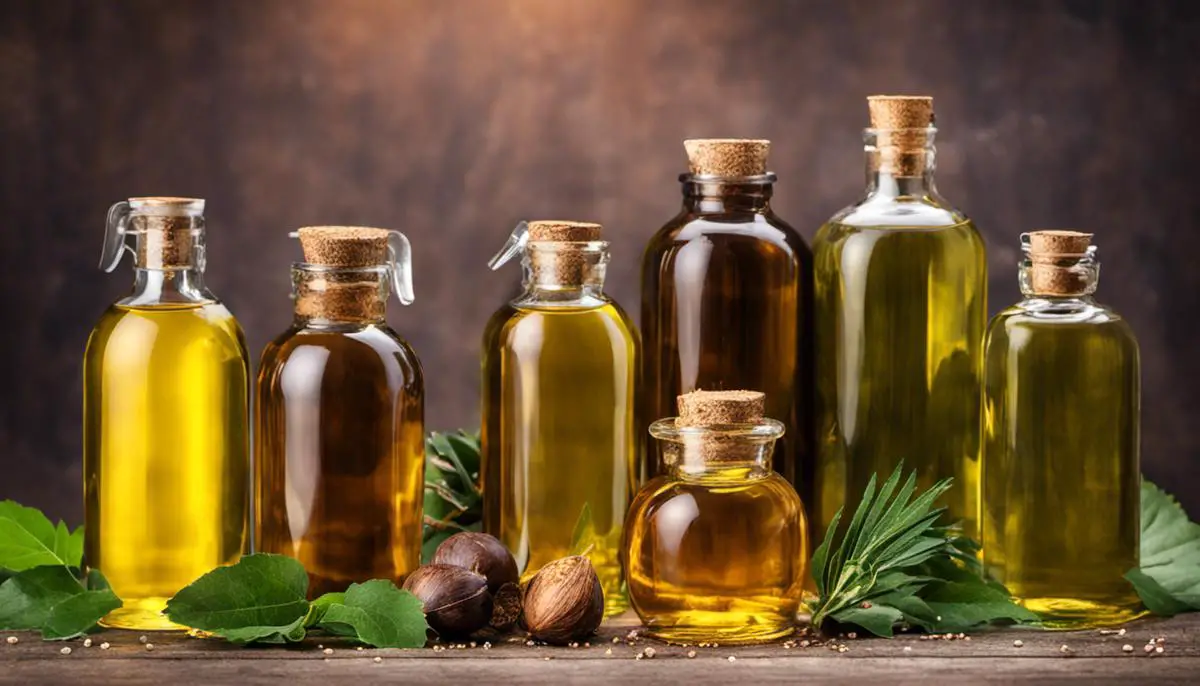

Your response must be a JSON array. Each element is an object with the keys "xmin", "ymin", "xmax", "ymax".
[
  {"xmin": 84, "ymin": 197, "xmax": 249, "ymax": 630},
  {"xmin": 983, "ymin": 231, "xmax": 1142, "ymax": 628},
  {"xmin": 482, "ymin": 220, "xmax": 639, "ymax": 616},
  {"xmin": 813, "ymin": 96, "xmax": 986, "ymax": 540}
]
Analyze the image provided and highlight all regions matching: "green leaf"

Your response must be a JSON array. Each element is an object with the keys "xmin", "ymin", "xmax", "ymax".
[
  {"xmin": 0, "ymin": 501, "xmax": 82, "ymax": 571},
  {"xmin": 831, "ymin": 603, "xmax": 904, "ymax": 637},
  {"xmin": 921, "ymin": 580, "xmax": 1039, "ymax": 631},
  {"xmin": 306, "ymin": 592, "xmax": 346, "ymax": 627},
  {"xmin": 164, "ymin": 554, "xmax": 312, "ymax": 643},
  {"xmin": 220, "ymin": 617, "xmax": 308, "ymax": 644},
  {"xmin": 1134, "ymin": 480, "xmax": 1200, "ymax": 612},
  {"xmin": 0, "ymin": 566, "xmax": 119, "ymax": 639},
  {"xmin": 568, "ymin": 502, "xmax": 594, "ymax": 556},
  {"xmin": 1125, "ymin": 568, "xmax": 1191, "ymax": 616},
  {"xmin": 314, "ymin": 580, "xmax": 428, "ymax": 648}
]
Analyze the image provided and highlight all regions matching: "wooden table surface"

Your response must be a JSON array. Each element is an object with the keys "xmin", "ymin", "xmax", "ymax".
[{"xmin": 3, "ymin": 613, "xmax": 1198, "ymax": 685}]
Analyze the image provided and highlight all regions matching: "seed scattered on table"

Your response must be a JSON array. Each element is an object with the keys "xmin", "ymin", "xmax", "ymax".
[
  {"xmin": 323, "ymin": 648, "xmax": 333, "ymax": 655},
  {"xmin": 139, "ymin": 635, "xmax": 148, "ymax": 644},
  {"xmin": 145, "ymin": 643, "xmax": 154, "ymax": 651},
  {"xmin": 1122, "ymin": 645, "xmax": 1134, "ymax": 653},
  {"xmin": 1059, "ymin": 644, "xmax": 1072, "ymax": 655},
  {"xmin": 60, "ymin": 647, "xmax": 72, "ymax": 655},
  {"xmin": 83, "ymin": 638, "xmax": 92, "ymax": 648},
  {"xmin": 1155, "ymin": 646, "xmax": 1165, "ymax": 654},
  {"xmin": 373, "ymin": 657, "xmax": 382, "ymax": 664},
  {"xmin": 687, "ymin": 650, "xmax": 697, "ymax": 658},
  {"xmin": 5, "ymin": 636, "xmax": 17, "ymax": 645},
  {"xmin": 727, "ymin": 655, "xmax": 736, "ymax": 662},
  {"xmin": 100, "ymin": 642, "xmax": 110, "ymax": 650},
  {"xmin": 1013, "ymin": 640, "xmax": 1024, "ymax": 648},
  {"xmin": 903, "ymin": 646, "xmax": 912, "ymax": 653}
]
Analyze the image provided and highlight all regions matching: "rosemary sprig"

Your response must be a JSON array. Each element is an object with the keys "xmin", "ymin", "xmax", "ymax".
[{"xmin": 809, "ymin": 463, "xmax": 1037, "ymax": 637}]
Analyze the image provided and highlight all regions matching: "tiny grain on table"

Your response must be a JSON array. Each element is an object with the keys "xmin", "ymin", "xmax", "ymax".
[{"xmin": 2, "ymin": 613, "xmax": 1198, "ymax": 685}]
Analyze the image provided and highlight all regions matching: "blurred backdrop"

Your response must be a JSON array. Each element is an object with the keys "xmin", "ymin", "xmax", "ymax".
[{"xmin": 2, "ymin": 0, "xmax": 1198, "ymax": 523}]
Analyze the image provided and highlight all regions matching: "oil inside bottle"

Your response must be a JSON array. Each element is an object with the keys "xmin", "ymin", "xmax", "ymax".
[
  {"xmin": 625, "ymin": 390, "xmax": 807, "ymax": 644},
  {"xmin": 255, "ymin": 227, "xmax": 424, "ymax": 597},
  {"xmin": 84, "ymin": 197, "xmax": 249, "ymax": 630},
  {"xmin": 813, "ymin": 97, "xmax": 986, "ymax": 541},
  {"xmin": 482, "ymin": 221, "xmax": 638, "ymax": 616},
  {"xmin": 983, "ymin": 231, "xmax": 1142, "ymax": 628}
]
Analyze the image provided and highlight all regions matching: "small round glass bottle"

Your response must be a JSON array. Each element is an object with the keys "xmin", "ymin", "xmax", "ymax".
[
  {"xmin": 624, "ymin": 390, "xmax": 807, "ymax": 645},
  {"xmin": 982, "ymin": 231, "xmax": 1142, "ymax": 628},
  {"xmin": 255, "ymin": 227, "xmax": 424, "ymax": 597}
]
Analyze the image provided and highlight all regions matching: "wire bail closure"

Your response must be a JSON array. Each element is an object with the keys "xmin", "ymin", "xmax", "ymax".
[
  {"xmin": 488, "ymin": 220, "xmax": 529, "ymax": 271},
  {"xmin": 100, "ymin": 201, "xmax": 132, "ymax": 272}
]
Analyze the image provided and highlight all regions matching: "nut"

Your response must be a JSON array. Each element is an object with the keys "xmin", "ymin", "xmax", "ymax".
[
  {"xmin": 490, "ymin": 582, "xmax": 523, "ymax": 632},
  {"xmin": 402, "ymin": 564, "xmax": 492, "ymax": 638},
  {"xmin": 432, "ymin": 533, "xmax": 520, "ymax": 595},
  {"xmin": 522, "ymin": 555, "xmax": 604, "ymax": 645}
]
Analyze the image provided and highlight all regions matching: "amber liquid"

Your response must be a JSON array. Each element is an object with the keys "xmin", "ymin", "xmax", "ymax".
[
  {"xmin": 84, "ymin": 302, "xmax": 249, "ymax": 630},
  {"xmin": 255, "ymin": 322, "xmax": 425, "ymax": 597},
  {"xmin": 813, "ymin": 220, "xmax": 986, "ymax": 541},
  {"xmin": 482, "ymin": 298, "xmax": 638, "ymax": 616},
  {"xmin": 641, "ymin": 200, "xmax": 814, "ymax": 498},
  {"xmin": 983, "ymin": 299, "xmax": 1142, "ymax": 627},
  {"xmin": 625, "ymin": 465, "xmax": 807, "ymax": 644}
]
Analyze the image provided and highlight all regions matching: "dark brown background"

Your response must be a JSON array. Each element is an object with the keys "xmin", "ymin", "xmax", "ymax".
[{"xmin": 2, "ymin": 0, "xmax": 1198, "ymax": 524}]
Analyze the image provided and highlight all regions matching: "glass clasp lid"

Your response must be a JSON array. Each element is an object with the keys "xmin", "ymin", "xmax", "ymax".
[
  {"xmin": 487, "ymin": 220, "xmax": 529, "ymax": 271},
  {"xmin": 100, "ymin": 201, "xmax": 132, "ymax": 272}
]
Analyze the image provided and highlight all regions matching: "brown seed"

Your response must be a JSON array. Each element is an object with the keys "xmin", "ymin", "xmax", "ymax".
[
  {"xmin": 403, "ymin": 564, "xmax": 492, "ymax": 638},
  {"xmin": 522, "ymin": 555, "xmax": 604, "ymax": 645},
  {"xmin": 490, "ymin": 582, "xmax": 523, "ymax": 632},
  {"xmin": 432, "ymin": 533, "xmax": 520, "ymax": 595}
]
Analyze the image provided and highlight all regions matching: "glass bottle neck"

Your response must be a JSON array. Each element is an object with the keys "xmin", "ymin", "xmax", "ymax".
[
  {"xmin": 125, "ymin": 267, "xmax": 212, "ymax": 306},
  {"xmin": 651, "ymin": 419, "xmax": 783, "ymax": 481},
  {"xmin": 292, "ymin": 264, "xmax": 389, "ymax": 326},
  {"xmin": 518, "ymin": 242, "xmax": 609, "ymax": 303},
  {"xmin": 680, "ymin": 174, "xmax": 774, "ymax": 214},
  {"xmin": 863, "ymin": 127, "xmax": 937, "ymax": 200}
]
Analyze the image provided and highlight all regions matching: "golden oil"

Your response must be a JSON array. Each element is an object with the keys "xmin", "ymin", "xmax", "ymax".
[
  {"xmin": 983, "ymin": 231, "xmax": 1142, "ymax": 628},
  {"xmin": 813, "ymin": 97, "xmax": 986, "ymax": 541},
  {"xmin": 84, "ymin": 198, "xmax": 249, "ymax": 630},
  {"xmin": 255, "ymin": 227, "xmax": 425, "ymax": 597},
  {"xmin": 482, "ymin": 221, "xmax": 638, "ymax": 616},
  {"xmin": 625, "ymin": 391, "xmax": 807, "ymax": 644},
  {"xmin": 642, "ymin": 139, "xmax": 814, "ymax": 504}
]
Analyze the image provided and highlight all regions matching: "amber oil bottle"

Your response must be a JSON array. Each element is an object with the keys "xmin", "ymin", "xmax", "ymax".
[
  {"xmin": 625, "ymin": 390, "xmax": 807, "ymax": 644},
  {"xmin": 642, "ymin": 140, "xmax": 814, "ymax": 504},
  {"xmin": 255, "ymin": 227, "xmax": 424, "ymax": 597},
  {"xmin": 813, "ymin": 96, "xmax": 986, "ymax": 540},
  {"xmin": 482, "ymin": 220, "xmax": 639, "ymax": 616},
  {"xmin": 983, "ymin": 231, "xmax": 1142, "ymax": 628},
  {"xmin": 84, "ymin": 197, "xmax": 249, "ymax": 630}
]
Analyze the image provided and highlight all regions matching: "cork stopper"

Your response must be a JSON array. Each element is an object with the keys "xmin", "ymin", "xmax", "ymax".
[
  {"xmin": 128, "ymin": 197, "xmax": 205, "ymax": 270},
  {"xmin": 527, "ymin": 221, "xmax": 602, "ymax": 243},
  {"xmin": 1026, "ymin": 230, "xmax": 1095, "ymax": 296},
  {"xmin": 867, "ymin": 96, "xmax": 934, "ymax": 177},
  {"xmin": 684, "ymin": 139, "xmax": 770, "ymax": 177},
  {"xmin": 676, "ymin": 390, "xmax": 765, "ymax": 427},
  {"xmin": 526, "ymin": 220, "xmax": 604, "ymax": 287},
  {"xmin": 294, "ymin": 226, "xmax": 391, "ymax": 321},
  {"xmin": 297, "ymin": 226, "xmax": 390, "ymax": 267}
]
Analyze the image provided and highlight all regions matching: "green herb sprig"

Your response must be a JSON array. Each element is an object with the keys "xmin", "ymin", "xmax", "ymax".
[
  {"xmin": 422, "ymin": 430, "xmax": 483, "ymax": 562},
  {"xmin": 808, "ymin": 464, "xmax": 1036, "ymax": 637}
]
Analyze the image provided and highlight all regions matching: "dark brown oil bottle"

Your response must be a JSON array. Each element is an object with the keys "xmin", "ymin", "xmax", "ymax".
[
  {"xmin": 255, "ymin": 227, "xmax": 424, "ymax": 597},
  {"xmin": 641, "ymin": 140, "xmax": 814, "ymax": 503}
]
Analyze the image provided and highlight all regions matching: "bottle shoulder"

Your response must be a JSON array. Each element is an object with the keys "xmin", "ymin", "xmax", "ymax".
[
  {"xmin": 632, "ymin": 470, "xmax": 803, "ymax": 509},
  {"xmin": 261, "ymin": 323, "xmax": 423, "ymax": 378},
  {"xmin": 645, "ymin": 212, "xmax": 810, "ymax": 262},
  {"xmin": 819, "ymin": 194, "xmax": 974, "ymax": 237},
  {"xmin": 87, "ymin": 301, "xmax": 247, "ymax": 361},
  {"xmin": 988, "ymin": 300, "xmax": 1139, "ymax": 350}
]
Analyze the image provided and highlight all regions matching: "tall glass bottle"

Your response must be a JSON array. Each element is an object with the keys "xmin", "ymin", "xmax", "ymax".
[
  {"xmin": 983, "ymin": 231, "xmax": 1141, "ymax": 628},
  {"xmin": 482, "ymin": 220, "xmax": 638, "ymax": 616},
  {"xmin": 256, "ymin": 227, "xmax": 424, "ymax": 597},
  {"xmin": 813, "ymin": 96, "xmax": 986, "ymax": 540},
  {"xmin": 84, "ymin": 197, "xmax": 249, "ymax": 630},
  {"xmin": 642, "ymin": 139, "xmax": 814, "ymax": 505},
  {"xmin": 625, "ymin": 390, "xmax": 807, "ymax": 645}
]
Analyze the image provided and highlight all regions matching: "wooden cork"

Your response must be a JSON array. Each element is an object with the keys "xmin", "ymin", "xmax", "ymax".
[
  {"xmin": 684, "ymin": 139, "xmax": 769, "ymax": 177},
  {"xmin": 527, "ymin": 220, "xmax": 603, "ymax": 287},
  {"xmin": 676, "ymin": 390, "xmax": 765, "ymax": 427},
  {"xmin": 527, "ymin": 221, "xmax": 602, "ymax": 242},
  {"xmin": 1027, "ymin": 230, "xmax": 1095, "ymax": 296},
  {"xmin": 129, "ymin": 197, "xmax": 204, "ymax": 270},
  {"xmin": 297, "ymin": 226, "xmax": 390, "ymax": 267},
  {"xmin": 867, "ymin": 95, "xmax": 934, "ymax": 177},
  {"xmin": 294, "ymin": 226, "xmax": 390, "ymax": 321}
]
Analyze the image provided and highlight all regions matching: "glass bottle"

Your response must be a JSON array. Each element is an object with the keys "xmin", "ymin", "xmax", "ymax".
[
  {"xmin": 482, "ymin": 220, "xmax": 638, "ymax": 616},
  {"xmin": 642, "ymin": 139, "xmax": 814, "ymax": 507},
  {"xmin": 813, "ymin": 96, "xmax": 986, "ymax": 540},
  {"xmin": 84, "ymin": 197, "xmax": 249, "ymax": 630},
  {"xmin": 625, "ymin": 390, "xmax": 807, "ymax": 644},
  {"xmin": 255, "ymin": 226, "xmax": 424, "ymax": 597},
  {"xmin": 983, "ymin": 231, "xmax": 1142, "ymax": 628}
]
